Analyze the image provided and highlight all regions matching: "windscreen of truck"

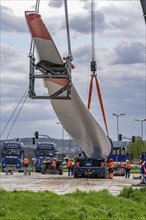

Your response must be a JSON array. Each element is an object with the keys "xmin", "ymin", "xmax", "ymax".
[
  {"xmin": 36, "ymin": 149, "xmax": 55, "ymax": 157},
  {"xmin": 3, "ymin": 148, "xmax": 21, "ymax": 156}
]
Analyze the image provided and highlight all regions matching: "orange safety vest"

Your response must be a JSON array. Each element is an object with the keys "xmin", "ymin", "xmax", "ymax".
[
  {"xmin": 125, "ymin": 162, "xmax": 131, "ymax": 168},
  {"xmin": 108, "ymin": 161, "xmax": 114, "ymax": 168},
  {"xmin": 52, "ymin": 160, "xmax": 57, "ymax": 168},
  {"xmin": 23, "ymin": 157, "xmax": 29, "ymax": 165},
  {"xmin": 67, "ymin": 160, "xmax": 72, "ymax": 167}
]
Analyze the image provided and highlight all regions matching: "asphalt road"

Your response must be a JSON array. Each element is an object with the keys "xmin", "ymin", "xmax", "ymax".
[{"xmin": 0, "ymin": 172, "xmax": 141, "ymax": 196}]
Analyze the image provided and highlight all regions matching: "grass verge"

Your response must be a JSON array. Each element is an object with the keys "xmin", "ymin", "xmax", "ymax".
[{"xmin": 0, "ymin": 187, "xmax": 146, "ymax": 220}]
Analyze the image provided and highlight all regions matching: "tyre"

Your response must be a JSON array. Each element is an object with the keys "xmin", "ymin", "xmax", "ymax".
[
  {"xmin": 73, "ymin": 172, "xmax": 78, "ymax": 178},
  {"xmin": 59, "ymin": 169, "xmax": 63, "ymax": 175}
]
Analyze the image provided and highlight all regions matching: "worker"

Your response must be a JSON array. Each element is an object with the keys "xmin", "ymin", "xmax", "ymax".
[
  {"xmin": 107, "ymin": 158, "xmax": 114, "ymax": 179},
  {"xmin": 140, "ymin": 153, "xmax": 145, "ymax": 182},
  {"xmin": 67, "ymin": 159, "xmax": 72, "ymax": 176},
  {"xmin": 23, "ymin": 156, "xmax": 30, "ymax": 168},
  {"xmin": 71, "ymin": 160, "xmax": 75, "ymax": 175},
  {"xmin": 144, "ymin": 157, "xmax": 146, "ymax": 184},
  {"xmin": 51, "ymin": 158, "xmax": 57, "ymax": 174},
  {"xmin": 124, "ymin": 160, "xmax": 131, "ymax": 178}
]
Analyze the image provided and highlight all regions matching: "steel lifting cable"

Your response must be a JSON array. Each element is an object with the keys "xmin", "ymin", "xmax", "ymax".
[
  {"xmin": 91, "ymin": 0, "xmax": 95, "ymax": 62},
  {"xmin": 0, "ymin": 87, "xmax": 29, "ymax": 138},
  {"xmin": 64, "ymin": 0, "xmax": 73, "ymax": 60},
  {"xmin": 29, "ymin": 0, "xmax": 40, "ymax": 56},
  {"xmin": 88, "ymin": 0, "xmax": 109, "ymax": 137},
  {"xmin": 5, "ymin": 92, "xmax": 28, "ymax": 140},
  {"xmin": 140, "ymin": 0, "xmax": 146, "ymax": 134}
]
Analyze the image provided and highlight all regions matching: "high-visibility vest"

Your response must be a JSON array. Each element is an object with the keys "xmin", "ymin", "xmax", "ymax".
[
  {"xmin": 108, "ymin": 161, "xmax": 114, "ymax": 168},
  {"xmin": 125, "ymin": 162, "xmax": 131, "ymax": 168},
  {"xmin": 67, "ymin": 160, "xmax": 72, "ymax": 167}
]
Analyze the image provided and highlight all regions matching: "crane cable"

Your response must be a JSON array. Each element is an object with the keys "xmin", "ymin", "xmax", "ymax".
[
  {"xmin": 29, "ymin": 0, "xmax": 40, "ymax": 56},
  {"xmin": 0, "ymin": 88, "xmax": 29, "ymax": 140},
  {"xmin": 64, "ymin": 0, "xmax": 73, "ymax": 60},
  {"xmin": 87, "ymin": 0, "xmax": 109, "ymax": 137},
  {"xmin": 140, "ymin": 0, "xmax": 146, "ymax": 137}
]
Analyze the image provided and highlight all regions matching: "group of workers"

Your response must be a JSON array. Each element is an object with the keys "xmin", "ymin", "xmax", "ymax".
[
  {"xmin": 107, "ymin": 158, "xmax": 132, "ymax": 179},
  {"xmin": 23, "ymin": 155, "xmax": 146, "ymax": 183}
]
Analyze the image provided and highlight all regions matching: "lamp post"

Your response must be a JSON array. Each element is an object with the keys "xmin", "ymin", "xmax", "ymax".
[
  {"xmin": 135, "ymin": 118, "xmax": 146, "ymax": 140},
  {"xmin": 56, "ymin": 122, "xmax": 64, "ymax": 152},
  {"xmin": 113, "ymin": 113, "xmax": 125, "ymax": 147}
]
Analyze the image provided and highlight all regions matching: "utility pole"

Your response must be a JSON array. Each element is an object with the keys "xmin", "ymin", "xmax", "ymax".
[
  {"xmin": 56, "ymin": 122, "xmax": 64, "ymax": 152},
  {"xmin": 113, "ymin": 113, "xmax": 125, "ymax": 147},
  {"xmin": 135, "ymin": 118, "xmax": 146, "ymax": 140}
]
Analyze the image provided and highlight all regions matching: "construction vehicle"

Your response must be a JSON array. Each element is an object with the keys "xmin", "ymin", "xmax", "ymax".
[
  {"xmin": 1, "ymin": 141, "xmax": 25, "ymax": 173},
  {"xmin": 34, "ymin": 142, "xmax": 57, "ymax": 172},
  {"xmin": 73, "ymin": 154, "xmax": 109, "ymax": 178},
  {"xmin": 110, "ymin": 147, "xmax": 126, "ymax": 176},
  {"xmin": 41, "ymin": 152, "xmax": 64, "ymax": 175}
]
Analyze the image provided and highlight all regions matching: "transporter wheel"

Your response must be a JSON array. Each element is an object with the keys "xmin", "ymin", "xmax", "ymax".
[
  {"xmin": 59, "ymin": 169, "xmax": 63, "ymax": 175},
  {"xmin": 73, "ymin": 172, "xmax": 78, "ymax": 178}
]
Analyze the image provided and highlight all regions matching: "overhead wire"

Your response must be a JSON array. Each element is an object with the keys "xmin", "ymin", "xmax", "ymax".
[
  {"xmin": 0, "ymin": 87, "xmax": 29, "ymax": 139},
  {"xmin": 5, "ymin": 91, "xmax": 28, "ymax": 140}
]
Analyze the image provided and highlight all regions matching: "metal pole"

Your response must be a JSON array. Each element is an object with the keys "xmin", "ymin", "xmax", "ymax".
[
  {"xmin": 141, "ymin": 121, "xmax": 143, "ymax": 140},
  {"xmin": 57, "ymin": 122, "xmax": 64, "ymax": 152},
  {"xmin": 113, "ymin": 113, "xmax": 125, "ymax": 147},
  {"xmin": 135, "ymin": 119, "xmax": 146, "ymax": 140}
]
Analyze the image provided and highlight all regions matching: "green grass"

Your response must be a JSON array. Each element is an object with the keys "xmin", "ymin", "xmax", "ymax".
[{"xmin": 0, "ymin": 187, "xmax": 146, "ymax": 220}]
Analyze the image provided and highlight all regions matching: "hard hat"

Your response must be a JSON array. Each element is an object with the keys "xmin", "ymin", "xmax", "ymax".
[
  {"xmin": 126, "ymin": 160, "xmax": 129, "ymax": 162},
  {"xmin": 110, "ymin": 158, "xmax": 113, "ymax": 161}
]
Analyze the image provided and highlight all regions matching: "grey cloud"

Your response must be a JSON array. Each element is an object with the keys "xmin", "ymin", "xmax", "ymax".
[
  {"xmin": 69, "ymin": 10, "xmax": 106, "ymax": 34},
  {"xmin": 1, "ymin": 45, "xmax": 19, "ymax": 63},
  {"xmin": 48, "ymin": 0, "xmax": 64, "ymax": 8},
  {"xmin": 1, "ymin": 5, "xmax": 27, "ymax": 33},
  {"xmin": 73, "ymin": 45, "xmax": 90, "ymax": 64},
  {"xmin": 113, "ymin": 42, "xmax": 144, "ymax": 65}
]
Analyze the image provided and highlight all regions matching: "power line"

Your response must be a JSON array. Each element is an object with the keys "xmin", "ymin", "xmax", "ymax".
[
  {"xmin": 0, "ymin": 88, "xmax": 28, "ymax": 138},
  {"xmin": 5, "ymin": 93, "xmax": 28, "ymax": 140}
]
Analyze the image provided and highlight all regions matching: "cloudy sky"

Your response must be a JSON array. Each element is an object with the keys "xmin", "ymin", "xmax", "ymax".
[{"xmin": 1, "ymin": 0, "xmax": 146, "ymax": 142}]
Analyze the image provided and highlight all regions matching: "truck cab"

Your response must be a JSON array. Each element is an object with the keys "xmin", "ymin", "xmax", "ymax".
[
  {"xmin": 1, "ymin": 141, "xmax": 25, "ymax": 172},
  {"xmin": 110, "ymin": 147, "xmax": 126, "ymax": 176},
  {"xmin": 34, "ymin": 142, "xmax": 57, "ymax": 172}
]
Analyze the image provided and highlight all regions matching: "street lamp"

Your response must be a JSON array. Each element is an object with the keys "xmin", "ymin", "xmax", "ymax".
[
  {"xmin": 135, "ymin": 118, "xmax": 146, "ymax": 139},
  {"xmin": 113, "ymin": 113, "xmax": 125, "ymax": 147},
  {"xmin": 56, "ymin": 122, "xmax": 64, "ymax": 152}
]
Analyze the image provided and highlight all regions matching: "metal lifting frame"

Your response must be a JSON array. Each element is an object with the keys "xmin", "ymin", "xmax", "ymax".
[
  {"xmin": 28, "ymin": 0, "xmax": 72, "ymax": 100},
  {"xmin": 28, "ymin": 54, "xmax": 72, "ymax": 99}
]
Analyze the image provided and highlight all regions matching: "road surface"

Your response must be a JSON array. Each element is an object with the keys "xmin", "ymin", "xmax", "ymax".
[{"xmin": 0, "ymin": 172, "xmax": 141, "ymax": 196}]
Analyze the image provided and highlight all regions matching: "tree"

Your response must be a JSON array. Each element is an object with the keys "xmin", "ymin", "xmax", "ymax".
[{"xmin": 126, "ymin": 137, "xmax": 146, "ymax": 161}]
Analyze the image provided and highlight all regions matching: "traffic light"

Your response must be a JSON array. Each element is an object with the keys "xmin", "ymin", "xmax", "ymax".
[
  {"xmin": 132, "ymin": 136, "xmax": 136, "ymax": 143},
  {"xmin": 35, "ymin": 131, "xmax": 39, "ymax": 139},
  {"xmin": 32, "ymin": 137, "xmax": 35, "ymax": 145},
  {"xmin": 118, "ymin": 134, "xmax": 123, "ymax": 141}
]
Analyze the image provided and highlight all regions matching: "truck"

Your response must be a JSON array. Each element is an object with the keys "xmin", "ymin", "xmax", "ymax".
[
  {"xmin": 1, "ymin": 141, "xmax": 25, "ymax": 173},
  {"xmin": 110, "ymin": 146, "xmax": 126, "ymax": 176},
  {"xmin": 73, "ymin": 156, "xmax": 109, "ymax": 178},
  {"xmin": 34, "ymin": 142, "xmax": 56, "ymax": 172},
  {"xmin": 34, "ymin": 142, "xmax": 64, "ymax": 174}
]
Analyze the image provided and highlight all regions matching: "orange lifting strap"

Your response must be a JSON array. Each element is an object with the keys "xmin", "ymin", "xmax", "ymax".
[{"xmin": 88, "ymin": 74, "xmax": 109, "ymax": 137}]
